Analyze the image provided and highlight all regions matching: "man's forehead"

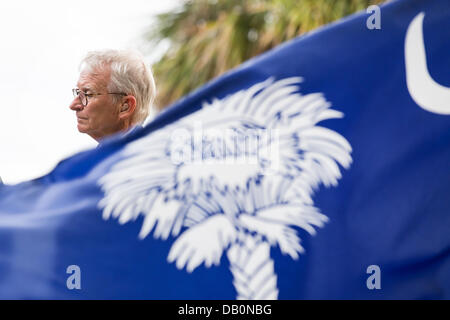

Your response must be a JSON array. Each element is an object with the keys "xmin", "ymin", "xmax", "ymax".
[{"xmin": 77, "ymin": 69, "xmax": 110, "ymax": 90}]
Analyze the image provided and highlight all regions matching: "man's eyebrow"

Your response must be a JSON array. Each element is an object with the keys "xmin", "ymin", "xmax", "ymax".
[{"xmin": 77, "ymin": 86, "xmax": 93, "ymax": 92}]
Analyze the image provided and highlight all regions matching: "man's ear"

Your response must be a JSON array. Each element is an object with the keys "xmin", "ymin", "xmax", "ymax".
[{"xmin": 119, "ymin": 95, "xmax": 136, "ymax": 120}]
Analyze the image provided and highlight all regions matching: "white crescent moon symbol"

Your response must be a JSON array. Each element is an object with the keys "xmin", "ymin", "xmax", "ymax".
[{"xmin": 405, "ymin": 12, "xmax": 450, "ymax": 115}]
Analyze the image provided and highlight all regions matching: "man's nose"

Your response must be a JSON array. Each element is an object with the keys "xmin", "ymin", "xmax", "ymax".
[{"xmin": 69, "ymin": 96, "xmax": 84, "ymax": 111}]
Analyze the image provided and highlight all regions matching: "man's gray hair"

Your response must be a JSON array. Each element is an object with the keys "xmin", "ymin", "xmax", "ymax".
[{"xmin": 80, "ymin": 49, "xmax": 156, "ymax": 125}]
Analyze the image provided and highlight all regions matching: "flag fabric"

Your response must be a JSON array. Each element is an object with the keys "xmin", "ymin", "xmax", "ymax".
[{"xmin": 0, "ymin": 0, "xmax": 449, "ymax": 299}]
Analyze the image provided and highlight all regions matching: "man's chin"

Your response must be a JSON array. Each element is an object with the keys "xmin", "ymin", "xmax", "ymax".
[{"xmin": 77, "ymin": 124, "xmax": 87, "ymax": 133}]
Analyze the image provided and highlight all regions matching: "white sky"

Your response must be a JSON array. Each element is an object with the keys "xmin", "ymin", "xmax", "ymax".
[{"xmin": 0, "ymin": 0, "xmax": 179, "ymax": 184}]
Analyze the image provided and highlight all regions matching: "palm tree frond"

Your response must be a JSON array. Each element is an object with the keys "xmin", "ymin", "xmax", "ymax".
[
  {"xmin": 167, "ymin": 214, "xmax": 237, "ymax": 272},
  {"xmin": 146, "ymin": 0, "xmax": 386, "ymax": 109},
  {"xmin": 238, "ymin": 214, "xmax": 304, "ymax": 259}
]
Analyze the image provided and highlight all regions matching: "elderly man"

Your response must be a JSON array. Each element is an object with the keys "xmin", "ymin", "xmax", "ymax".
[{"xmin": 69, "ymin": 50, "xmax": 156, "ymax": 142}]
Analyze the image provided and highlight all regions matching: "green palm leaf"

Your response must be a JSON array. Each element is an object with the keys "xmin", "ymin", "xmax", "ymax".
[{"xmin": 145, "ymin": 0, "xmax": 386, "ymax": 109}]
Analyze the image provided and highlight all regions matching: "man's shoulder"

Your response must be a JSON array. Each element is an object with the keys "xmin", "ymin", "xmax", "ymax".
[
  {"xmin": 126, "ymin": 124, "xmax": 144, "ymax": 136},
  {"xmin": 97, "ymin": 125, "xmax": 145, "ymax": 147}
]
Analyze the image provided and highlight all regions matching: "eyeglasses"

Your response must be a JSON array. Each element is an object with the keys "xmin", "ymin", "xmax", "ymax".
[{"xmin": 72, "ymin": 88, "xmax": 127, "ymax": 106}]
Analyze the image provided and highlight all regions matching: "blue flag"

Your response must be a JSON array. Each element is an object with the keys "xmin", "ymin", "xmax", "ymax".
[{"xmin": 0, "ymin": 0, "xmax": 449, "ymax": 299}]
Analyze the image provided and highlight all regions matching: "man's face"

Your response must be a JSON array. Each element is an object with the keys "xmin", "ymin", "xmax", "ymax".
[{"xmin": 69, "ymin": 68, "xmax": 123, "ymax": 141}]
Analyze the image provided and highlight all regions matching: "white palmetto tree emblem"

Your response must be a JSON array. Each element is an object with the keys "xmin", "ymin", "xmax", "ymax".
[{"xmin": 98, "ymin": 77, "xmax": 352, "ymax": 299}]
